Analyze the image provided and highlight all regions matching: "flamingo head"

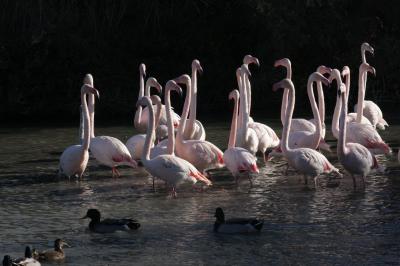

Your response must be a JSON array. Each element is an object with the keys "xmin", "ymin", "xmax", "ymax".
[
  {"xmin": 310, "ymin": 72, "xmax": 330, "ymax": 87},
  {"xmin": 192, "ymin": 59, "xmax": 203, "ymax": 75},
  {"xmin": 341, "ymin": 66, "xmax": 350, "ymax": 78},
  {"xmin": 136, "ymin": 95, "xmax": 152, "ymax": 108},
  {"xmin": 360, "ymin": 62, "xmax": 376, "ymax": 77},
  {"xmin": 174, "ymin": 74, "xmax": 191, "ymax": 88},
  {"xmin": 243, "ymin": 54, "xmax": 260, "ymax": 67},
  {"xmin": 229, "ymin": 89, "xmax": 239, "ymax": 101},
  {"xmin": 328, "ymin": 69, "xmax": 342, "ymax": 87},
  {"xmin": 81, "ymin": 84, "xmax": 99, "ymax": 99},
  {"xmin": 361, "ymin": 42, "xmax": 374, "ymax": 57},
  {"xmin": 139, "ymin": 63, "xmax": 146, "ymax": 76},
  {"xmin": 316, "ymin": 65, "xmax": 332, "ymax": 76},
  {"xmin": 83, "ymin": 73, "xmax": 94, "ymax": 86},
  {"xmin": 272, "ymin": 78, "xmax": 293, "ymax": 92},
  {"xmin": 274, "ymin": 58, "xmax": 292, "ymax": 79},
  {"xmin": 165, "ymin": 80, "xmax": 183, "ymax": 97},
  {"xmin": 146, "ymin": 77, "xmax": 162, "ymax": 95}
]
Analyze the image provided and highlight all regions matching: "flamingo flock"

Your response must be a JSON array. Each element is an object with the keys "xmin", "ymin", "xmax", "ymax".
[{"xmin": 59, "ymin": 42, "xmax": 398, "ymax": 196}]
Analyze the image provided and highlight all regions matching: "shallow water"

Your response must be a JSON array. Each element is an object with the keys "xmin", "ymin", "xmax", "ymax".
[{"xmin": 1, "ymin": 121, "xmax": 400, "ymax": 265}]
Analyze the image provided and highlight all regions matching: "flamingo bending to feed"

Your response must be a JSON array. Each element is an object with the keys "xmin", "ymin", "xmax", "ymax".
[
  {"xmin": 59, "ymin": 84, "xmax": 99, "ymax": 179},
  {"xmin": 183, "ymin": 59, "xmax": 206, "ymax": 140},
  {"xmin": 241, "ymin": 56, "xmax": 280, "ymax": 158},
  {"xmin": 223, "ymin": 89, "xmax": 259, "ymax": 184},
  {"xmin": 85, "ymin": 74, "xmax": 137, "ymax": 177},
  {"xmin": 272, "ymin": 78, "xmax": 341, "ymax": 187},
  {"xmin": 126, "ymin": 78, "xmax": 162, "ymax": 160},
  {"xmin": 331, "ymin": 66, "xmax": 390, "ymax": 155},
  {"xmin": 235, "ymin": 66, "xmax": 259, "ymax": 155},
  {"xmin": 354, "ymin": 42, "xmax": 389, "ymax": 130},
  {"xmin": 174, "ymin": 74, "xmax": 224, "ymax": 173},
  {"xmin": 139, "ymin": 84, "xmax": 211, "ymax": 198},
  {"xmin": 334, "ymin": 74, "xmax": 378, "ymax": 189}
]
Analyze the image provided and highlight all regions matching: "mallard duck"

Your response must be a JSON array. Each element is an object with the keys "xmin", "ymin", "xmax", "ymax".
[
  {"xmin": 13, "ymin": 247, "xmax": 41, "ymax": 266},
  {"xmin": 214, "ymin": 207, "xmax": 263, "ymax": 234},
  {"xmin": 37, "ymin": 239, "xmax": 70, "ymax": 262},
  {"xmin": 82, "ymin": 209, "xmax": 140, "ymax": 233}
]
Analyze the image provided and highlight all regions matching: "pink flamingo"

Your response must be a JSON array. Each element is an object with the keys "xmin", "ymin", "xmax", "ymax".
[
  {"xmin": 334, "ymin": 72, "xmax": 378, "ymax": 189},
  {"xmin": 139, "ymin": 82, "xmax": 211, "ymax": 198},
  {"xmin": 354, "ymin": 42, "xmax": 389, "ymax": 130},
  {"xmin": 341, "ymin": 65, "xmax": 373, "ymax": 125},
  {"xmin": 183, "ymin": 59, "xmax": 206, "ymax": 140},
  {"xmin": 174, "ymin": 74, "xmax": 224, "ymax": 173},
  {"xmin": 223, "ymin": 89, "xmax": 259, "ymax": 184},
  {"xmin": 126, "ymin": 78, "xmax": 162, "ymax": 160},
  {"xmin": 85, "ymin": 74, "xmax": 137, "ymax": 177},
  {"xmin": 331, "ymin": 66, "xmax": 390, "ymax": 155},
  {"xmin": 242, "ymin": 56, "xmax": 280, "ymax": 159},
  {"xmin": 274, "ymin": 58, "xmax": 331, "ymax": 147},
  {"xmin": 150, "ymin": 81, "xmax": 183, "ymax": 159},
  {"xmin": 236, "ymin": 65, "xmax": 259, "ymax": 155},
  {"xmin": 59, "ymin": 84, "xmax": 99, "ymax": 179},
  {"xmin": 134, "ymin": 63, "xmax": 147, "ymax": 133},
  {"xmin": 273, "ymin": 78, "xmax": 341, "ymax": 187}
]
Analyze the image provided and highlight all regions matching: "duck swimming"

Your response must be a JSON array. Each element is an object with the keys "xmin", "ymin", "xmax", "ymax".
[
  {"xmin": 13, "ymin": 246, "xmax": 41, "ymax": 266},
  {"xmin": 82, "ymin": 209, "xmax": 141, "ymax": 233},
  {"xmin": 214, "ymin": 207, "xmax": 263, "ymax": 234},
  {"xmin": 37, "ymin": 239, "xmax": 70, "ymax": 262}
]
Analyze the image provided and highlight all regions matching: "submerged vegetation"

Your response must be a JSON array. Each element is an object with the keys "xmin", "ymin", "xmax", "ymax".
[{"xmin": 0, "ymin": 0, "xmax": 398, "ymax": 123}]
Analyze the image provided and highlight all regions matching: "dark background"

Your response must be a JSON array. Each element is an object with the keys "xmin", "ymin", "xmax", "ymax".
[{"xmin": 0, "ymin": 0, "xmax": 399, "ymax": 125}]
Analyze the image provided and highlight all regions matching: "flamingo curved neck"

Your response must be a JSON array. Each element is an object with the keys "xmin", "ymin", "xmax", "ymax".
[
  {"xmin": 344, "ymin": 72, "xmax": 351, "ymax": 104},
  {"xmin": 142, "ymin": 101, "xmax": 155, "ymax": 162},
  {"xmin": 81, "ymin": 92, "xmax": 91, "ymax": 151},
  {"xmin": 282, "ymin": 85, "xmax": 295, "ymax": 154},
  {"xmin": 134, "ymin": 71, "xmax": 145, "ymax": 128},
  {"xmin": 307, "ymin": 79, "xmax": 322, "ymax": 149},
  {"xmin": 89, "ymin": 93, "xmax": 95, "ymax": 138},
  {"xmin": 245, "ymin": 71, "xmax": 252, "ymax": 115},
  {"xmin": 228, "ymin": 95, "xmax": 239, "ymax": 148},
  {"xmin": 187, "ymin": 67, "xmax": 198, "ymax": 134},
  {"xmin": 316, "ymin": 81, "xmax": 325, "ymax": 128},
  {"xmin": 165, "ymin": 89, "xmax": 175, "ymax": 154},
  {"xmin": 280, "ymin": 66, "xmax": 292, "ymax": 125},
  {"xmin": 338, "ymin": 91, "xmax": 348, "ymax": 157},
  {"xmin": 356, "ymin": 70, "xmax": 366, "ymax": 123},
  {"xmin": 238, "ymin": 71, "xmax": 250, "ymax": 146},
  {"xmin": 332, "ymin": 91, "xmax": 341, "ymax": 139},
  {"xmin": 177, "ymin": 79, "xmax": 191, "ymax": 143}
]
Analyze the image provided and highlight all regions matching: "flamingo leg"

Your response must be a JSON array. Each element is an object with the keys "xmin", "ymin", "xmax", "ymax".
[
  {"xmin": 284, "ymin": 163, "xmax": 289, "ymax": 175},
  {"xmin": 303, "ymin": 175, "xmax": 308, "ymax": 185},
  {"xmin": 152, "ymin": 177, "xmax": 156, "ymax": 192},
  {"xmin": 360, "ymin": 175, "xmax": 366, "ymax": 188},
  {"xmin": 314, "ymin": 175, "xmax": 320, "ymax": 188},
  {"xmin": 111, "ymin": 167, "xmax": 121, "ymax": 178},
  {"xmin": 248, "ymin": 174, "xmax": 253, "ymax": 187},
  {"xmin": 351, "ymin": 174, "xmax": 356, "ymax": 190}
]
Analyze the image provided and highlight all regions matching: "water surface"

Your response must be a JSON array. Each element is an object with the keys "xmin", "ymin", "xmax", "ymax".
[{"xmin": 0, "ymin": 121, "xmax": 400, "ymax": 265}]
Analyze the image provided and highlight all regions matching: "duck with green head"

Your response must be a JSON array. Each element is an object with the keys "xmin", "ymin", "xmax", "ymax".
[
  {"xmin": 214, "ymin": 207, "xmax": 263, "ymax": 234},
  {"xmin": 82, "ymin": 209, "xmax": 140, "ymax": 233}
]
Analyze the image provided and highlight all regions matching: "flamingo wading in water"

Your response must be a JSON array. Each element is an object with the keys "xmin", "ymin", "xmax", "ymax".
[
  {"xmin": 272, "ymin": 78, "xmax": 341, "ymax": 187},
  {"xmin": 85, "ymin": 74, "xmax": 137, "ymax": 177},
  {"xmin": 333, "ymin": 71, "xmax": 378, "ymax": 189},
  {"xmin": 59, "ymin": 84, "xmax": 99, "ymax": 179},
  {"xmin": 223, "ymin": 89, "xmax": 259, "ymax": 184},
  {"xmin": 139, "ymin": 82, "xmax": 212, "ymax": 198}
]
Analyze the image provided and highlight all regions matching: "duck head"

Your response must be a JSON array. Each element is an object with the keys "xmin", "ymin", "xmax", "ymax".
[
  {"xmin": 82, "ymin": 209, "xmax": 101, "ymax": 222},
  {"xmin": 214, "ymin": 208, "xmax": 225, "ymax": 223},
  {"xmin": 55, "ymin": 239, "xmax": 71, "ymax": 251},
  {"xmin": 24, "ymin": 246, "xmax": 33, "ymax": 258}
]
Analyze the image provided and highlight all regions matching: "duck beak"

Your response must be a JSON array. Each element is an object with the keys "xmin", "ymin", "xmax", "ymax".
[
  {"xmin": 81, "ymin": 215, "xmax": 88, "ymax": 219},
  {"xmin": 64, "ymin": 242, "xmax": 71, "ymax": 248}
]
